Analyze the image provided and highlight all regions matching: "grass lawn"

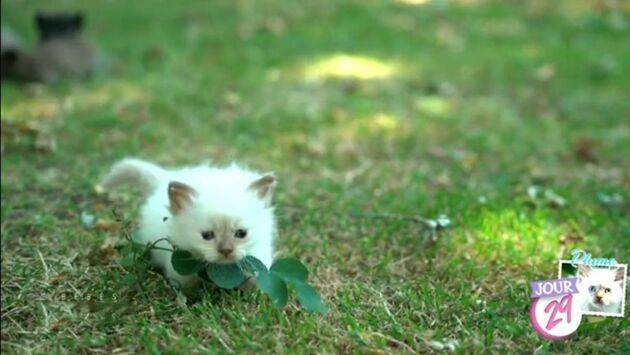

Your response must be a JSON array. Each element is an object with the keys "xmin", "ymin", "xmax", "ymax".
[{"xmin": 1, "ymin": 0, "xmax": 629, "ymax": 353}]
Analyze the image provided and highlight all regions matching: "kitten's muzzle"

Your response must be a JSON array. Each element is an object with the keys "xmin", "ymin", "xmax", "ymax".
[
  {"xmin": 595, "ymin": 290, "xmax": 607, "ymax": 304},
  {"xmin": 218, "ymin": 246, "xmax": 234, "ymax": 257}
]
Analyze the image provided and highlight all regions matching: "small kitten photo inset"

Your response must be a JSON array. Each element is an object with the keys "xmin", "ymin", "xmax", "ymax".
[{"xmin": 559, "ymin": 261, "xmax": 627, "ymax": 317}]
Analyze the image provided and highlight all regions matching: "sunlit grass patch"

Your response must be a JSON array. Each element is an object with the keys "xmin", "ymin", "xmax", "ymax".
[
  {"xmin": 469, "ymin": 208, "xmax": 567, "ymax": 267},
  {"xmin": 316, "ymin": 112, "xmax": 409, "ymax": 156},
  {"xmin": 1, "ymin": 96, "xmax": 62, "ymax": 122},
  {"xmin": 65, "ymin": 81, "xmax": 149, "ymax": 111},
  {"xmin": 395, "ymin": 0, "xmax": 482, "ymax": 7},
  {"xmin": 395, "ymin": 0, "xmax": 432, "ymax": 6},
  {"xmin": 414, "ymin": 95, "xmax": 455, "ymax": 117},
  {"xmin": 344, "ymin": 112, "xmax": 403, "ymax": 136},
  {"xmin": 302, "ymin": 54, "xmax": 399, "ymax": 81},
  {"xmin": 1, "ymin": 80, "xmax": 148, "ymax": 123}
]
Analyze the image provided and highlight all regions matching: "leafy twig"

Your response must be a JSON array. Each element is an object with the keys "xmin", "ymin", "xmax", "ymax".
[
  {"xmin": 350, "ymin": 212, "xmax": 436, "ymax": 227},
  {"xmin": 350, "ymin": 212, "xmax": 452, "ymax": 242}
]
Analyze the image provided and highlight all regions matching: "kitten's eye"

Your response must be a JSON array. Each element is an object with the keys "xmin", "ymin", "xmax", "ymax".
[
  {"xmin": 201, "ymin": 231, "xmax": 215, "ymax": 240},
  {"xmin": 234, "ymin": 229, "xmax": 247, "ymax": 239},
  {"xmin": 605, "ymin": 288, "xmax": 611, "ymax": 293},
  {"xmin": 589, "ymin": 286, "xmax": 596, "ymax": 292}
]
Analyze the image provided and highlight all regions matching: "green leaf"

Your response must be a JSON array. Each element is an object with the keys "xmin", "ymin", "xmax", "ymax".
[
  {"xmin": 117, "ymin": 241, "xmax": 132, "ymax": 254},
  {"xmin": 257, "ymin": 271, "xmax": 288, "ymax": 307},
  {"xmin": 292, "ymin": 282, "xmax": 328, "ymax": 314},
  {"xmin": 197, "ymin": 269, "xmax": 211, "ymax": 282},
  {"xmin": 206, "ymin": 263, "xmax": 246, "ymax": 289},
  {"xmin": 131, "ymin": 242, "xmax": 147, "ymax": 253},
  {"xmin": 171, "ymin": 250, "xmax": 205, "ymax": 275},
  {"xmin": 269, "ymin": 258, "xmax": 309, "ymax": 283},
  {"xmin": 240, "ymin": 255, "xmax": 268, "ymax": 274},
  {"xmin": 122, "ymin": 273, "xmax": 137, "ymax": 286},
  {"xmin": 120, "ymin": 253, "xmax": 135, "ymax": 268}
]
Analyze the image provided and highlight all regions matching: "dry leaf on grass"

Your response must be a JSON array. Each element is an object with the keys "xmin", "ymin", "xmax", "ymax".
[
  {"xmin": 1, "ymin": 119, "xmax": 57, "ymax": 154},
  {"xmin": 574, "ymin": 137, "xmax": 600, "ymax": 163},
  {"xmin": 87, "ymin": 236, "xmax": 123, "ymax": 265},
  {"xmin": 559, "ymin": 232, "xmax": 585, "ymax": 245},
  {"xmin": 47, "ymin": 274, "xmax": 67, "ymax": 285},
  {"xmin": 48, "ymin": 320, "xmax": 67, "ymax": 332},
  {"xmin": 534, "ymin": 64, "xmax": 556, "ymax": 82},
  {"xmin": 94, "ymin": 219, "xmax": 119, "ymax": 233}
]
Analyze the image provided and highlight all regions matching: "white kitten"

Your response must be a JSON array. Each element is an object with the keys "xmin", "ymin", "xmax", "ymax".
[
  {"xmin": 577, "ymin": 265, "xmax": 625, "ymax": 314},
  {"xmin": 100, "ymin": 158, "xmax": 277, "ymax": 287}
]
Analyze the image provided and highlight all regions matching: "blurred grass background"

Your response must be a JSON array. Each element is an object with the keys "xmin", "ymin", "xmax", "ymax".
[{"xmin": 1, "ymin": 0, "xmax": 629, "ymax": 353}]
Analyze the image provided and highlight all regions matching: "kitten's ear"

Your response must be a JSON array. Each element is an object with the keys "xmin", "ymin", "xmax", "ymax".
[
  {"xmin": 577, "ymin": 264, "xmax": 591, "ymax": 278},
  {"xmin": 35, "ymin": 12, "xmax": 47, "ymax": 30},
  {"xmin": 248, "ymin": 174, "xmax": 276, "ymax": 204},
  {"xmin": 614, "ymin": 267, "xmax": 625, "ymax": 282},
  {"xmin": 168, "ymin": 181, "xmax": 197, "ymax": 214},
  {"xmin": 73, "ymin": 13, "xmax": 84, "ymax": 30}
]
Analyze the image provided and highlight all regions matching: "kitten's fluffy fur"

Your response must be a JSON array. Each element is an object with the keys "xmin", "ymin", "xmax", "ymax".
[
  {"xmin": 101, "ymin": 158, "xmax": 276, "ymax": 287},
  {"xmin": 577, "ymin": 265, "xmax": 625, "ymax": 314}
]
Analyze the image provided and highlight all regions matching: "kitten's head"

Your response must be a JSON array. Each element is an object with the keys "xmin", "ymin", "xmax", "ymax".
[
  {"xmin": 578, "ymin": 265, "xmax": 625, "ymax": 310},
  {"xmin": 35, "ymin": 12, "xmax": 84, "ymax": 42},
  {"xmin": 166, "ymin": 166, "xmax": 276, "ymax": 264}
]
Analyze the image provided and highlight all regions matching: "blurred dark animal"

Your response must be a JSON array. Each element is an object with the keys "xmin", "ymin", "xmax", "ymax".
[
  {"xmin": 1, "ymin": 12, "xmax": 99, "ymax": 83},
  {"xmin": 1, "ymin": 26, "xmax": 27, "ymax": 81}
]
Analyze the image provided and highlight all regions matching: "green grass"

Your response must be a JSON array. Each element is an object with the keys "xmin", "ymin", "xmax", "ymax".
[{"xmin": 2, "ymin": 0, "xmax": 630, "ymax": 353}]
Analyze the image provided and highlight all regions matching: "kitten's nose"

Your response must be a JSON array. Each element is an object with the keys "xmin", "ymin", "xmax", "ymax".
[{"xmin": 219, "ymin": 247, "xmax": 233, "ymax": 257}]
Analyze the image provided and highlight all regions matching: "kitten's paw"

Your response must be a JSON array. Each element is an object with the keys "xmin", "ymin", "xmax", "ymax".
[
  {"xmin": 164, "ymin": 265, "xmax": 201, "ymax": 289},
  {"xmin": 167, "ymin": 277, "xmax": 184, "ymax": 291},
  {"xmin": 166, "ymin": 280, "xmax": 190, "ymax": 307},
  {"xmin": 239, "ymin": 277, "xmax": 258, "ymax": 292}
]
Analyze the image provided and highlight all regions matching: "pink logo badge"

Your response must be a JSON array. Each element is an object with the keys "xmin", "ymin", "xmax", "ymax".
[{"xmin": 530, "ymin": 278, "xmax": 582, "ymax": 340}]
